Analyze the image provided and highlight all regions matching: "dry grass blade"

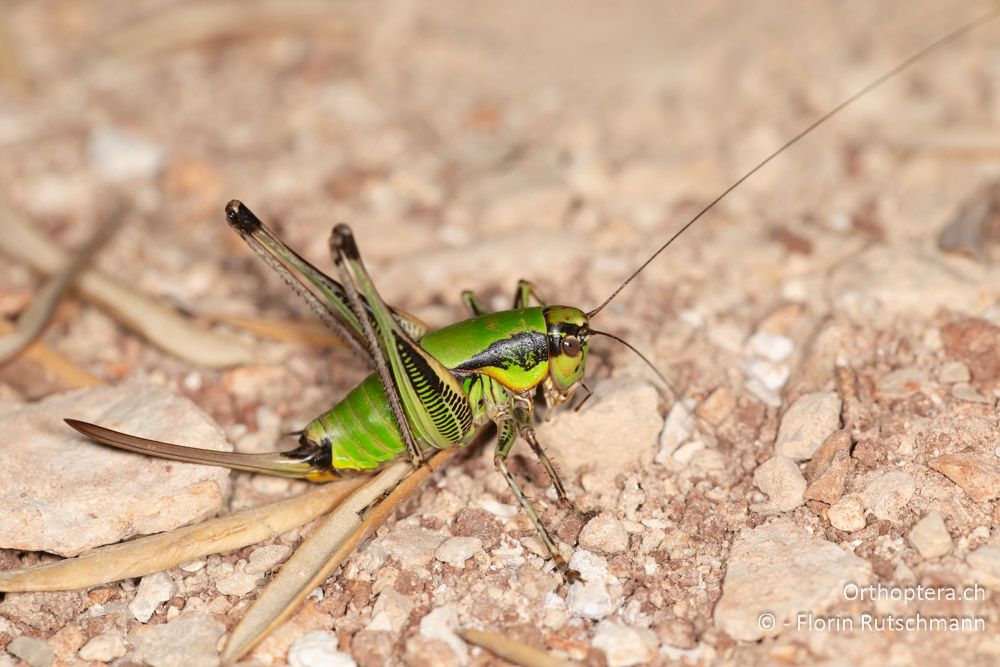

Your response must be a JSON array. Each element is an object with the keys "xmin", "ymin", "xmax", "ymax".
[
  {"xmin": 457, "ymin": 628, "xmax": 570, "ymax": 667},
  {"xmin": 0, "ymin": 320, "xmax": 102, "ymax": 387},
  {"xmin": 0, "ymin": 209, "xmax": 121, "ymax": 364},
  {"xmin": 0, "ymin": 205, "xmax": 254, "ymax": 368},
  {"xmin": 224, "ymin": 449, "xmax": 458, "ymax": 662},
  {"xmin": 0, "ymin": 479, "xmax": 362, "ymax": 593},
  {"xmin": 206, "ymin": 312, "xmax": 347, "ymax": 348},
  {"xmin": 105, "ymin": 0, "xmax": 356, "ymax": 59}
]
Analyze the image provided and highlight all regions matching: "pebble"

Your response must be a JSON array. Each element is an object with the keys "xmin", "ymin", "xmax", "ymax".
[
  {"xmin": 288, "ymin": 631, "xmax": 356, "ymax": 667},
  {"xmin": 941, "ymin": 317, "xmax": 1000, "ymax": 382},
  {"xmin": 215, "ymin": 571, "xmax": 260, "ymax": 597},
  {"xmin": 804, "ymin": 431, "xmax": 853, "ymax": 504},
  {"xmin": 936, "ymin": 361, "xmax": 971, "ymax": 384},
  {"xmin": 129, "ymin": 572, "xmax": 177, "ymax": 623},
  {"xmin": 592, "ymin": 619, "xmax": 653, "ymax": 667},
  {"xmin": 78, "ymin": 633, "xmax": 127, "ymax": 662},
  {"xmin": 929, "ymin": 453, "xmax": 1000, "ymax": 502},
  {"xmin": 127, "ymin": 611, "xmax": 225, "ymax": 667},
  {"xmin": 774, "ymin": 392, "xmax": 842, "ymax": 461},
  {"xmin": 743, "ymin": 359, "xmax": 790, "ymax": 407},
  {"xmin": 7, "ymin": 636, "xmax": 54, "ymax": 667},
  {"xmin": 0, "ymin": 385, "xmax": 231, "ymax": 557},
  {"xmin": 434, "ymin": 536, "xmax": 482, "ymax": 568},
  {"xmin": 862, "ymin": 471, "xmax": 916, "ymax": 520},
  {"xmin": 367, "ymin": 588, "xmax": 414, "ymax": 633},
  {"xmin": 828, "ymin": 495, "xmax": 867, "ymax": 532},
  {"xmin": 747, "ymin": 331, "xmax": 794, "ymax": 362},
  {"xmin": 829, "ymin": 245, "xmax": 985, "ymax": 321},
  {"xmin": 537, "ymin": 377, "xmax": 662, "ymax": 473},
  {"xmin": 696, "ymin": 386, "xmax": 735, "ymax": 426},
  {"xmin": 876, "ymin": 367, "xmax": 928, "ymax": 399},
  {"xmin": 655, "ymin": 398, "xmax": 695, "ymax": 463},
  {"xmin": 908, "ymin": 512, "xmax": 953, "ymax": 559},
  {"xmin": 88, "ymin": 126, "xmax": 166, "ymax": 182},
  {"xmin": 713, "ymin": 518, "xmax": 872, "ymax": 640},
  {"xmin": 752, "ymin": 455, "xmax": 806, "ymax": 512},
  {"xmin": 967, "ymin": 545, "xmax": 1000, "ymax": 590},
  {"xmin": 578, "ymin": 512, "xmax": 630, "ymax": 554},
  {"xmin": 418, "ymin": 606, "xmax": 466, "ymax": 665},
  {"xmin": 567, "ymin": 551, "xmax": 616, "ymax": 620},
  {"xmin": 371, "ymin": 527, "xmax": 447, "ymax": 570},
  {"xmin": 246, "ymin": 544, "xmax": 293, "ymax": 574},
  {"xmin": 951, "ymin": 384, "xmax": 993, "ymax": 404}
]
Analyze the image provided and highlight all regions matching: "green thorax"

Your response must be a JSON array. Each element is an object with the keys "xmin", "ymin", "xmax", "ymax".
[{"xmin": 419, "ymin": 307, "xmax": 549, "ymax": 392}]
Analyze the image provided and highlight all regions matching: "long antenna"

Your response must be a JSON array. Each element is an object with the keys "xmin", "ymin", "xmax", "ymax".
[{"xmin": 587, "ymin": 7, "xmax": 1000, "ymax": 319}]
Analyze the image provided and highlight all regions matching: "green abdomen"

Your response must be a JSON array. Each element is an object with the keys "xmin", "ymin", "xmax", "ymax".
[{"xmin": 302, "ymin": 373, "xmax": 407, "ymax": 470}]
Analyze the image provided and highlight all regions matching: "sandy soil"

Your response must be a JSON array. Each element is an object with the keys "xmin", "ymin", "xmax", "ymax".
[{"xmin": 2, "ymin": 1, "xmax": 1000, "ymax": 665}]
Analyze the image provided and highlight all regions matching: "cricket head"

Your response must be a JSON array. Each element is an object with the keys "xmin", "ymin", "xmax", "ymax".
[{"xmin": 542, "ymin": 305, "xmax": 591, "ymax": 406}]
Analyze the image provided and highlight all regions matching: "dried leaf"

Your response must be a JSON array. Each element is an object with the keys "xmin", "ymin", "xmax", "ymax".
[
  {"xmin": 0, "ymin": 209, "xmax": 120, "ymax": 363},
  {"xmin": 105, "ymin": 1, "xmax": 355, "ymax": 58},
  {"xmin": 0, "ymin": 204, "xmax": 254, "ymax": 368},
  {"xmin": 457, "ymin": 628, "xmax": 569, "ymax": 667},
  {"xmin": 0, "ymin": 479, "xmax": 362, "ymax": 592},
  {"xmin": 0, "ymin": 320, "xmax": 102, "ymax": 388},
  {"xmin": 225, "ymin": 449, "xmax": 458, "ymax": 662}
]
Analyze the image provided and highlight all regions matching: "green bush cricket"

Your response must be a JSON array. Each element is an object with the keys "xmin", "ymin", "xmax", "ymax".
[{"xmin": 54, "ymin": 5, "xmax": 1000, "ymax": 657}]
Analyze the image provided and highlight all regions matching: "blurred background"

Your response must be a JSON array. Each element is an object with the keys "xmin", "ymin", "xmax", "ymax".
[
  {"xmin": 1, "ymin": 1, "xmax": 999, "ymax": 664},
  {"xmin": 1, "ymin": 2, "xmax": 997, "ymax": 383}
]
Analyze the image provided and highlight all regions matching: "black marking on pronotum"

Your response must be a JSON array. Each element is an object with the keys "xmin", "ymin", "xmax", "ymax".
[
  {"xmin": 225, "ymin": 199, "xmax": 262, "ymax": 233},
  {"xmin": 453, "ymin": 330, "xmax": 549, "ymax": 373}
]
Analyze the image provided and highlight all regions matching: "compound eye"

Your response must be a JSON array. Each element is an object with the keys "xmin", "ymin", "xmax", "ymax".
[{"xmin": 561, "ymin": 335, "xmax": 581, "ymax": 357}]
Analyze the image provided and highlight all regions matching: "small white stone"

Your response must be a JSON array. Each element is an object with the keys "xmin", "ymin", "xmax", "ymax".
[
  {"xmin": 876, "ymin": 367, "xmax": 927, "ymax": 399},
  {"xmin": 712, "ymin": 518, "xmax": 872, "ymax": 641},
  {"xmin": 744, "ymin": 359, "xmax": 791, "ymax": 392},
  {"xmin": 418, "ymin": 606, "xmax": 466, "ymax": 664},
  {"xmin": 88, "ymin": 126, "xmax": 166, "ymax": 182},
  {"xmin": 828, "ymin": 495, "xmax": 866, "ymax": 532},
  {"xmin": 129, "ymin": 572, "xmax": 177, "ymax": 623},
  {"xmin": 936, "ymin": 361, "xmax": 971, "ymax": 384},
  {"xmin": 748, "ymin": 331, "xmax": 794, "ymax": 363},
  {"xmin": 592, "ymin": 619, "xmax": 653, "ymax": 667},
  {"xmin": 863, "ymin": 471, "xmax": 915, "ymax": 520},
  {"xmin": 246, "ymin": 544, "xmax": 293, "ymax": 574},
  {"xmin": 128, "ymin": 612, "xmax": 225, "ymax": 667},
  {"xmin": 952, "ymin": 384, "xmax": 993, "ymax": 404},
  {"xmin": 752, "ymin": 456, "xmax": 806, "ymax": 512},
  {"xmin": 567, "ymin": 551, "xmax": 616, "ymax": 620},
  {"xmin": 288, "ymin": 630, "xmax": 355, "ymax": 667},
  {"xmin": 578, "ymin": 512, "xmax": 630, "ymax": 554},
  {"xmin": 78, "ymin": 633, "xmax": 126, "ymax": 662},
  {"xmin": 671, "ymin": 440, "xmax": 706, "ymax": 465},
  {"xmin": 366, "ymin": 588, "xmax": 413, "ymax": 633},
  {"xmin": 475, "ymin": 498, "xmax": 519, "ymax": 518},
  {"xmin": 775, "ymin": 392, "xmax": 842, "ymax": 461},
  {"xmin": 435, "ymin": 536, "xmax": 482, "ymax": 568},
  {"xmin": 655, "ymin": 398, "xmax": 695, "ymax": 463},
  {"xmin": 908, "ymin": 512, "xmax": 953, "ymax": 559},
  {"xmin": 7, "ymin": 636, "xmax": 54, "ymax": 667},
  {"xmin": 215, "ymin": 571, "xmax": 260, "ymax": 597},
  {"xmin": 967, "ymin": 545, "xmax": 1000, "ymax": 590},
  {"xmin": 179, "ymin": 559, "xmax": 206, "ymax": 573}
]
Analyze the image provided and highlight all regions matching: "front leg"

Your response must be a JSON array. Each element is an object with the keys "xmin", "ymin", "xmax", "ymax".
[{"xmin": 494, "ymin": 416, "xmax": 579, "ymax": 582}]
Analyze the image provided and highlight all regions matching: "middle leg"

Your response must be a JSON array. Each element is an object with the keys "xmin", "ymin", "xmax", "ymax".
[{"xmin": 493, "ymin": 416, "xmax": 579, "ymax": 581}]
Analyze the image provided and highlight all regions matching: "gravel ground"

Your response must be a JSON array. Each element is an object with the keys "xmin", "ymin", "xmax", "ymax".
[{"xmin": 2, "ymin": 1, "xmax": 1000, "ymax": 666}]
